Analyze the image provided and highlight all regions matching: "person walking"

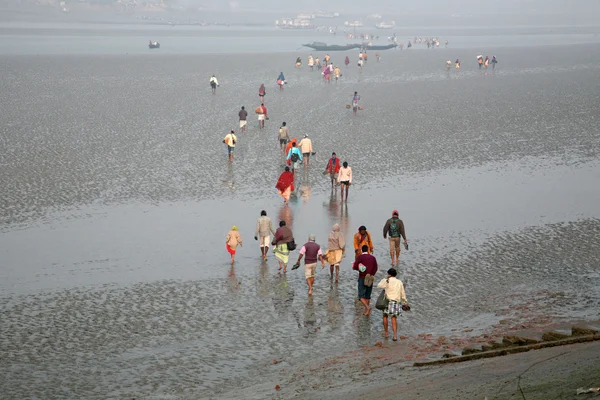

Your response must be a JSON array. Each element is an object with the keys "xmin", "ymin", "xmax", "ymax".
[
  {"xmin": 353, "ymin": 225, "xmax": 374, "ymax": 258},
  {"xmin": 238, "ymin": 106, "xmax": 248, "ymax": 133},
  {"xmin": 209, "ymin": 75, "xmax": 219, "ymax": 94},
  {"xmin": 377, "ymin": 268, "xmax": 409, "ymax": 341},
  {"xmin": 258, "ymin": 83, "xmax": 266, "ymax": 102},
  {"xmin": 293, "ymin": 234, "xmax": 325, "ymax": 295},
  {"xmin": 324, "ymin": 152, "xmax": 341, "ymax": 188},
  {"xmin": 491, "ymin": 56, "xmax": 498, "ymax": 70},
  {"xmin": 279, "ymin": 122, "xmax": 290, "ymax": 151},
  {"xmin": 275, "ymin": 166, "xmax": 294, "ymax": 204},
  {"xmin": 255, "ymin": 210, "xmax": 275, "ymax": 260},
  {"xmin": 272, "ymin": 220, "xmax": 295, "ymax": 272},
  {"xmin": 286, "ymin": 142, "xmax": 303, "ymax": 174},
  {"xmin": 325, "ymin": 223, "xmax": 345, "ymax": 282},
  {"xmin": 298, "ymin": 134, "xmax": 313, "ymax": 167},
  {"xmin": 225, "ymin": 226, "xmax": 242, "ymax": 264},
  {"xmin": 257, "ymin": 103, "xmax": 268, "ymax": 129},
  {"xmin": 382, "ymin": 210, "xmax": 408, "ymax": 266},
  {"xmin": 351, "ymin": 91, "xmax": 361, "ymax": 115},
  {"xmin": 223, "ymin": 129, "xmax": 237, "ymax": 162},
  {"xmin": 277, "ymin": 72, "xmax": 286, "ymax": 91},
  {"xmin": 337, "ymin": 161, "xmax": 352, "ymax": 201},
  {"xmin": 353, "ymin": 244, "xmax": 378, "ymax": 315},
  {"xmin": 308, "ymin": 54, "xmax": 314, "ymax": 71}
]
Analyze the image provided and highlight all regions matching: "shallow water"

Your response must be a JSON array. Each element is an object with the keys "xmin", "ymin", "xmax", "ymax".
[{"xmin": 1, "ymin": 42, "xmax": 600, "ymax": 399}]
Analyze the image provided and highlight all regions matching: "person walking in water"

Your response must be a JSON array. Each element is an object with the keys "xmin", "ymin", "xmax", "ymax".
[
  {"xmin": 383, "ymin": 210, "xmax": 408, "ymax": 267},
  {"xmin": 308, "ymin": 54, "xmax": 314, "ymax": 71},
  {"xmin": 293, "ymin": 234, "xmax": 325, "ymax": 295},
  {"xmin": 225, "ymin": 226, "xmax": 242, "ymax": 265},
  {"xmin": 326, "ymin": 223, "xmax": 345, "ymax": 282},
  {"xmin": 324, "ymin": 152, "xmax": 341, "ymax": 188},
  {"xmin": 209, "ymin": 75, "xmax": 219, "ymax": 94},
  {"xmin": 258, "ymin": 83, "xmax": 266, "ymax": 103},
  {"xmin": 477, "ymin": 56, "xmax": 483, "ymax": 69},
  {"xmin": 238, "ymin": 106, "xmax": 248, "ymax": 133},
  {"xmin": 351, "ymin": 91, "xmax": 361, "ymax": 115},
  {"xmin": 354, "ymin": 225, "xmax": 374, "ymax": 258},
  {"xmin": 278, "ymin": 122, "xmax": 290, "ymax": 151},
  {"xmin": 257, "ymin": 103, "xmax": 268, "ymax": 129},
  {"xmin": 223, "ymin": 129, "xmax": 237, "ymax": 162},
  {"xmin": 275, "ymin": 166, "xmax": 294, "ymax": 204},
  {"xmin": 334, "ymin": 65, "xmax": 341, "ymax": 82},
  {"xmin": 272, "ymin": 220, "xmax": 295, "ymax": 272},
  {"xmin": 298, "ymin": 134, "xmax": 313, "ymax": 167},
  {"xmin": 455, "ymin": 59, "xmax": 461, "ymax": 69},
  {"xmin": 344, "ymin": 56, "xmax": 350, "ymax": 67},
  {"xmin": 377, "ymin": 268, "xmax": 409, "ymax": 341},
  {"xmin": 337, "ymin": 161, "xmax": 352, "ymax": 201},
  {"xmin": 353, "ymin": 244, "xmax": 378, "ymax": 316},
  {"xmin": 277, "ymin": 72, "xmax": 286, "ymax": 91},
  {"xmin": 491, "ymin": 56, "xmax": 498, "ymax": 70},
  {"xmin": 255, "ymin": 210, "xmax": 275, "ymax": 261},
  {"xmin": 484, "ymin": 56, "xmax": 490, "ymax": 69},
  {"xmin": 286, "ymin": 142, "xmax": 303, "ymax": 174}
]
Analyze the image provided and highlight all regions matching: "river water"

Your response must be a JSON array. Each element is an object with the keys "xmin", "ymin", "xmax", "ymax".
[{"xmin": 1, "ymin": 25, "xmax": 599, "ymax": 399}]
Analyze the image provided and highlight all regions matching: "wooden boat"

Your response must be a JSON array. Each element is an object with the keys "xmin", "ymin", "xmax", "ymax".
[{"xmin": 302, "ymin": 42, "xmax": 359, "ymax": 51}]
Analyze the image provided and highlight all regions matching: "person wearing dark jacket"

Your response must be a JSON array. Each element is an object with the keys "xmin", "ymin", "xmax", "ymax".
[
  {"xmin": 272, "ymin": 220, "xmax": 294, "ymax": 272},
  {"xmin": 352, "ymin": 245, "xmax": 378, "ymax": 315},
  {"xmin": 382, "ymin": 209, "xmax": 407, "ymax": 266}
]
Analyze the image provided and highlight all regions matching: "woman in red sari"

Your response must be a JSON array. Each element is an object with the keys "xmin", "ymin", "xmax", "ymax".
[{"xmin": 276, "ymin": 166, "xmax": 295, "ymax": 204}]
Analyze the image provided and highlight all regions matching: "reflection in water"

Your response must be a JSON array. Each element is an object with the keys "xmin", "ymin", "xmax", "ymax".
[
  {"xmin": 325, "ymin": 189, "xmax": 339, "ymax": 226},
  {"xmin": 302, "ymin": 296, "xmax": 319, "ymax": 337},
  {"xmin": 226, "ymin": 265, "xmax": 241, "ymax": 293},
  {"xmin": 299, "ymin": 169, "xmax": 311, "ymax": 202},
  {"xmin": 278, "ymin": 203, "xmax": 293, "ymax": 231},
  {"xmin": 326, "ymin": 283, "xmax": 344, "ymax": 330},
  {"xmin": 272, "ymin": 273, "xmax": 295, "ymax": 319},
  {"xmin": 257, "ymin": 260, "xmax": 270, "ymax": 297},
  {"xmin": 223, "ymin": 162, "xmax": 235, "ymax": 191}
]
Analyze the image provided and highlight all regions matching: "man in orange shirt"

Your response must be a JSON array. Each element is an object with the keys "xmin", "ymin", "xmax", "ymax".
[{"xmin": 353, "ymin": 225, "xmax": 373, "ymax": 258}]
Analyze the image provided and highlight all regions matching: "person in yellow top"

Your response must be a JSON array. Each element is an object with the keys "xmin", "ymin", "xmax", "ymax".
[
  {"xmin": 377, "ymin": 268, "xmax": 409, "ymax": 341},
  {"xmin": 223, "ymin": 129, "xmax": 237, "ymax": 162},
  {"xmin": 226, "ymin": 226, "xmax": 243, "ymax": 265},
  {"xmin": 353, "ymin": 225, "xmax": 374, "ymax": 258},
  {"xmin": 334, "ymin": 65, "xmax": 341, "ymax": 81}
]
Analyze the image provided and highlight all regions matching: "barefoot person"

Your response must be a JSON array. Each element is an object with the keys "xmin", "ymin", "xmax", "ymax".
[
  {"xmin": 353, "ymin": 244, "xmax": 378, "ymax": 316},
  {"xmin": 272, "ymin": 220, "xmax": 295, "ymax": 272},
  {"xmin": 275, "ymin": 166, "xmax": 294, "ymax": 204},
  {"xmin": 351, "ymin": 91, "xmax": 361, "ymax": 115},
  {"xmin": 225, "ymin": 226, "xmax": 242, "ymax": 264},
  {"xmin": 277, "ymin": 72, "xmax": 286, "ymax": 91},
  {"xmin": 326, "ymin": 223, "xmax": 345, "ymax": 282},
  {"xmin": 255, "ymin": 210, "xmax": 275, "ymax": 260},
  {"xmin": 353, "ymin": 225, "xmax": 374, "ymax": 258},
  {"xmin": 258, "ymin": 83, "xmax": 266, "ymax": 102},
  {"xmin": 337, "ymin": 161, "xmax": 352, "ymax": 201},
  {"xmin": 293, "ymin": 234, "xmax": 325, "ymax": 295},
  {"xmin": 286, "ymin": 142, "xmax": 303, "ymax": 175},
  {"xmin": 238, "ymin": 106, "xmax": 248, "ymax": 133},
  {"xmin": 223, "ymin": 129, "xmax": 237, "ymax": 162},
  {"xmin": 278, "ymin": 122, "xmax": 290, "ymax": 151},
  {"xmin": 382, "ymin": 210, "xmax": 408, "ymax": 266},
  {"xmin": 324, "ymin": 152, "xmax": 341, "ymax": 188},
  {"xmin": 377, "ymin": 268, "xmax": 409, "ymax": 341},
  {"xmin": 257, "ymin": 103, "xmax": 268, "ymax": 129},
  {"xmin": 298, "ymin": 134, "xmax": 313, "ymax": 167},
  {"xmin": 209, "ymin": 75, "xmax": 219, "ymax": 94}
]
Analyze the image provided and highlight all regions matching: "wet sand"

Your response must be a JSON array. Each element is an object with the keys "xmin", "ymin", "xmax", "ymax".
[{"xmin": 1, "ymin": 43, "xmax": 600, "ymax": 399}]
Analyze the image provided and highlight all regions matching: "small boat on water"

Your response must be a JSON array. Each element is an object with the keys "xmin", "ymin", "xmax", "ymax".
[
  {"xmin": 302, "ymin": 42, "xmax": 359, "ymax": 51},
  {"xmin": 362, "ymin": 43, "xmax": 397, "ymax": 50},
  {"xmin": 149, "ymin": 41, "xmax": 160, "ymax": 49}
]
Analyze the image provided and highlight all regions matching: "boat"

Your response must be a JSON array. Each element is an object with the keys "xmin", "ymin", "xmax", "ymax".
[
  {"xmin": 344, "ymin": 20, "xmax": 363, "ymax": 27},
  {"xmin": 314, "ymin": 11, "xmax": 340, "ymax": 18},
  {"xmin": 366, "ymin": 14, "xmax": 383, "ymax": 20},
  {"xmin": 302, "ymin": 42, "xmax": 360, "ymax": 51},
  {"xmin": 149, "ymin": 42, "xmax": 160, "ymax": 49},
  {"xmin": 276, "ymin": 18, "xmax": 315, "ymax": 29},
  {"xmin": 362, "ymin": 43, "xmax": 397, "ymax": 50},
  {"xmin": 375, "ymin": 21, "xmax": 395, "ymax": 29}
]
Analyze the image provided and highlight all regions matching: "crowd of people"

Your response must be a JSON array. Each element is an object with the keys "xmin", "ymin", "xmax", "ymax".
[{"xmin": 211, "ymin": 50, "xmax": 415, "ymax": 339}]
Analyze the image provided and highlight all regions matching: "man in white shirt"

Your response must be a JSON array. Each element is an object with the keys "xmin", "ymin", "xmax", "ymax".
[
  {"xmin": 298, "ymin": 134, "xmax": 313, "ymax": 167},
  {"xmin": 377, "ymin": 268, "xmax": 409, "ymax": 341},
  {"xmin": 209, "ymin": 75, "xmax": 219, "ymax": 94},
  {"xmin": 337, "ymin": 161, "xmax": 352, "ymax": 201}
]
